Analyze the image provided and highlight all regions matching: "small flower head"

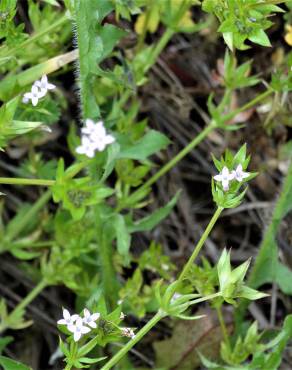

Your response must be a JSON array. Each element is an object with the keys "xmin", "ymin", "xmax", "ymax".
[
  {"xmin": 34, "ymin": 75, "xmax": 56, "ymax": 97},
  {"xmin": 57, "ymin": 308, "xmax": 79, "ymax": 326},
  {"xmin": 67, "ymin": 317, "xmax": 91, "ymax": 342},
  {"xmin": 23, "ymin": 74, "xmax": 55, "ymax": 106},
  {"xmin": 82, "ymin": 308, "xmax": 100, "ymax": 329},
  {"xmin": 121, "ymin": 327, "xmax": 135, "ymax": 339},
  {"xmin": 214, "ymin": 166, "xmax": 234, "ymax": 191},
  {"xmin": 76, "ymin": 136, "xmax": 96, "ymax": 158},
  {"xmin": 76, "ymin": 119, "xmax": 115, "ymax": 158},
  {"xmin": 23, "ymin": 85, "xmax": 42, "ymax": 106},
  {"xmin": 232, "ymin": 164, "xmax": 250, "ymax": 182}
]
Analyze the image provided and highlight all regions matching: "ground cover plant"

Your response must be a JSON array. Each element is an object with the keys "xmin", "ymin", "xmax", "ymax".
[{"xmin": 0, "ymin": 0, "xmax": 292, "ymax": 369}]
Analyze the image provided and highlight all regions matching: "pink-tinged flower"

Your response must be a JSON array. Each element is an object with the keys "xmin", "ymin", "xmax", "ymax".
[
  {"xmin": 67, "ymin": 317, "xmax": 91, "ymax": 342},
  {"xmin": 57, "ymin": 308, "xmax": 79, "ymax": 326},
  {"xmin": 232, "ymin": 164, "xmax": 250, "ymax": 182},
  {"xmin": 82, "ymin": 308, "xmax": 100, "ymax": 329},
  {"xmin": 214, "ymin": 166, "xmax": 235, "ymax": 191}
]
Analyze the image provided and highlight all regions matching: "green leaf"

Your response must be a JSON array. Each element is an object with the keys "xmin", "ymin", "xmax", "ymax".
[
  {"xmin": 118, "ymin": 130, "xmax": 170, "ymax": 161},
  {"xmin": 249, "ymin": 29, "xmax": 271, "ymax": 47},
  {"xmin": 0, "ymin": 356, "xmax": 31, "ymax": 370},
  {"xmin": 128, "ymin": 191, "xmax": 180, "ymax": 232},
  {"xmin": 114, "ymin": 214, "xmax": 131, "ymax": 259}
]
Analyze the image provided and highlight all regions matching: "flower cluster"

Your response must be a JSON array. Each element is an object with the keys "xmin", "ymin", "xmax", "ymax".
[
  {"xmin": 23, "ymin": 75, "xmax": 55, "ymax": 106},
  {"xmin": 214, "ymin": 164, "xmax": 249, "ymax": 191},
  {"xmin": 57, "ymin": 308, "xmax": 100, "ymax": 342},
  {"xmin": 76, "ymin": 119, "xmax": 115, "ymax": 158}
]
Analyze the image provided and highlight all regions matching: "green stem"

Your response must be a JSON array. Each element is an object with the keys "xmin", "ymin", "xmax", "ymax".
[
  {"xmin": 223, "ymin": 88, "xmax": 273, "ymax": 123},
  {"xmin": 0, "ymin": 177, "xmax": 55, "ymax": 186},
  {"xmin": 101, "ymin": 311, "xmax": 165, "ymax": 370},
  {"xmin": 4, "ymin": 189, "xmax": 52, "ymax": 243},
  {"xmin": 178, "ymin": 206, "xmax": 224, "ymax": 283},
  {"xmin": 1, "ymin": 15, "xmax": 68, "ymax": 59},
  {"xmin": 216, "ymin": 306, "xmax": 231, "ymax": 350},
  {"xmin": 150, "ymin": 28, "xmax": 174, "ymax": 66},
  {"xmin": 11, "ymin": 279, "xmax": 47, "ymax": 315},
  {"xmin": 126, "ymin": 124, "xmax": 214, "ymax": 207}
]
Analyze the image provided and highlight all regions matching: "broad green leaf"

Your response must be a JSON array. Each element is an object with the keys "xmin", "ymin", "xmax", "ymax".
[
  {"xmin": 118, "ymin": 130, "xmax": 170, "ymax": 161},
  {"xmin": 114, "ymin": 214, "xmax": 131, "ymax": 259},
  {"xmin": 0, "ymin": 356, "xmax": 31, "ymax": 370},
  {"xmin": 127, "ymin": 191, "xmax": 180, "ymax": 232}
]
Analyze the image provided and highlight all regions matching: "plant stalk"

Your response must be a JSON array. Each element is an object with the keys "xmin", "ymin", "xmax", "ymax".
[
  {"xmin": 0, "ymin": 178, "xmax": 55, "ymax": 186},
  {"xmin": 126, "ymin": 124, "xmax": 214, "ymax": 207},
  {"xmin": 178, "ymin": 206, "xmax": 224, "ymax": 283},
  {"xmin": 101, "ymin": 311, "xmax": 164, "ymax": 370}
]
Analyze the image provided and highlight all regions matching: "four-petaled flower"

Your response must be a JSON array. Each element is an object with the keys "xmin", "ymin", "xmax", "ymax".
[
  {"xmin": 232, "ymin": 164, "xmax": 249, "ymax": 182},
  {"xmin": 67, "ymin": 317, "xmax": 91, "ymax": 342},
  {"xmin": 57, "ymin": 308, "xmax": 79, "ymax": 327},
  {"xmin": 23, "ymin": 85, "xmax": 42, "ymax": 107},
  {"xmin": 76, "ymin": 119, "xmax": 115, "ymax": 158},
  {"xmin": 82, "ymin": 308, "xmax": 100, "ymax": 329},
  {"xmin": 23, "ymin": 74, "xmax": 55, "ymax": 106},
  {"xmin": 214, "ymin": 166, "xmax": 235, "ymax": 191},
  {"xmin": 34, "ymin": 75, "xmax": 56, "ymax": 97}
]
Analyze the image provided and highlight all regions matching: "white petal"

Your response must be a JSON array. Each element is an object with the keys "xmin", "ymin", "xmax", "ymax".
[
  {"xmin": 104, "ymin": 134, "xmax": 115, "ymax": 144},
  {"xmin": 95, "ymin": 142, "xmax": 106, "ymax": 152},
  {"xmin": 67, "ymin": 324, "xmax": 76, "ymax": 333},
  {"xmin": 47, "ymin": 83, "xmax": 56, "ymax": 90},
  {"xmin": 34, "ymin": 80, "xmax": 41, "ymax": 88},
  {"xmin": 63, "ymin": 309, "xmax": 70, "ymax": 320},
  {"xmin": 74, "ymin": 331, "xmax": 82, "ymax": 342},
  {"xmin": 236, "ymin": 164, "xmax": 243, "ymax": 172},
  {"xmin": 83, "ymin": 308, "xmax": 90, "ymax": 318},
  {"xmin": 91, "ymin": 313, "xmax": 100, "ymax": 321},
  {"xmin": 75, "ymin": 318, "xmax": 83, "ymax": 328},
  {"xmin": 222, "ymin": 167, "xmax": 229, "ymax": 176},
  {"xmin": 85, "ymin": 148, "xmax": 95, "ymax": 158},
  {"xmin": 241, "ymin": 172, "xmax": 250, "ymax": 179},
  {"xmin": 88, "ymin": 321, "xmax": 97, "ymax": 329},
  {"xmin": 81, "ymin": 326, "xmax": 91, "ymax": 334},
  {"xmin": 31, "ymin": 96, "xmax": 38, "ymax": 106},
  {"xmin": 41, "ymin": 75, "xmax": 48, "ymax": 85},
  {"xmin": 57, "ymin": 319, "xmax": 67, "ymax": 325},
  {"xmin": 76, "ymin": 145, "xmax": 86, "ymax": 154},
  {"xmin": 71, "ymin": 314, "xmax": 79, "ymax": 322},
  {"xmin": 228, "ymin": 172, "xmax": 235, "ymax": 180},
  {"xmin": 214, "ymin": 174, "xmax": 222, "ymax": 181},
  {"xmin": 222, "ymin": 180, "xmax": 229, "ymax": 191}
]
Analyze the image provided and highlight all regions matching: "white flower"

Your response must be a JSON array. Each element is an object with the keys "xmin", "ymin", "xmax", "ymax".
[
  {"xmin": 22, "ymin": 75, "xmax": 55, "ymax": 106},
  {"xmin": 81, "ymin": 119, "xmax": 98, "ymax": 136},
  {"xmin": 67, "ymin": 317, "xmax": 91, "ymax": 342},
  {"xmin": 34, "ymin": 75, "xmax": 56, "ymax": 97},
  {"xmin": 121, "ymin": 327, "xmax": 135, "ymax": 339},
  {"xmin": 76, "ymin": 136, "xmax": 96, "ymax": 158},
  {"xmin": 76, "ymin": 119, "xmax": 115, "ymax": 157},
  {"xmin": 57, "ymin": 308, "xmax": 79, "ymax": 326},
  {"xmin": 232, "ymin": 164, "xmax": 250, "ymax": 182},
  {"xmin": 82, "ymin": 308, "xmax": 100, "ymax": 329},
  {"xmin": 23, "ymin": 85, "xmax": 42, "ymax": 106},
  {"xmin": 214, "ymin": 166, "xmax": 235, "ymax": 191}
]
